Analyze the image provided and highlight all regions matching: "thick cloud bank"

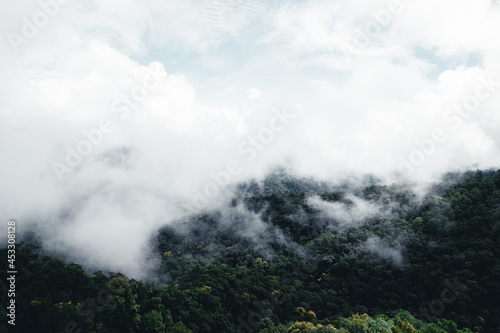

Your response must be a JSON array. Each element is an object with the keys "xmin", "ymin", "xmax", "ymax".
[{"xmin": 1, "ymin": 0, "xmax": 500, "ymax": 278}]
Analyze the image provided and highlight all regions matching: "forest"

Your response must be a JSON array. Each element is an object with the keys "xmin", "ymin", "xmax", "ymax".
[{"xmin": 1, "ymin": 169, "xmax": 499, "ymax": 333}]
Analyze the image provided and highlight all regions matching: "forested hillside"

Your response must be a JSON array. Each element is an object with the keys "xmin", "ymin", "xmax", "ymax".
[{"xmin": 2, "ymin": 170, "xmax": 500, "ymax": 332}]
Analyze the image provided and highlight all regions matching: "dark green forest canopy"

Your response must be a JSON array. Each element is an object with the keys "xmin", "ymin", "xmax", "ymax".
[{"xmin": 2, "ymin": 169, "xmax": 500, "ymax": 332}]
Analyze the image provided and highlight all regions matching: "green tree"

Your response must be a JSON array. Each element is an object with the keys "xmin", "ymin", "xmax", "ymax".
[{"xmin": 142, "ymin": 310, "xmax": 165, "ymax": 333}]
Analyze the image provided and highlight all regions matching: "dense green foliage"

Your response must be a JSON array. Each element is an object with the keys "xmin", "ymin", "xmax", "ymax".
[{"xmin": 1, "ymin": 170, "xmax": 499, "ymax": 332}]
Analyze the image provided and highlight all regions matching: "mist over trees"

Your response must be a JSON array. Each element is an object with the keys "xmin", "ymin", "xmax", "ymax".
[{"xmin": 1, "ymin": 169, "xmax": 500, "ymax": 332}]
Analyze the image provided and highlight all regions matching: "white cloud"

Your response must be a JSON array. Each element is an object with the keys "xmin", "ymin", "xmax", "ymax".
[
  {"xmin": 1, "ymin": 0, "xmax": 500, "ymax": 278},
  {"xmin": 246, "ymin": 87, "xmax": 262, "ymax": 99},
  {"xmin": 307, "ymin": 195, "xmax": 393, "ymax": 228},
  {"xmin": 360, "ymin": 235, "xmax": 404, "ymax": 267}
]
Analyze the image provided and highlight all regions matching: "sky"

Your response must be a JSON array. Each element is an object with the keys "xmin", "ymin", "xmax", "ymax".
[{"xmin": 1, "ymin": 0, "xmax": 500, "ymax": 278}]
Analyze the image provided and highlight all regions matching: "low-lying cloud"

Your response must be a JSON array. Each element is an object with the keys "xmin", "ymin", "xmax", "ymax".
[
  {"xmin": 360, "ymin": 235, "xmax": 405, "ymax": 267},
  {"xmin": 307, "ymin": 194, "xmax": 394, "ymax": 228},
  {"xmin": 1, "ymin": 0, "xmax": 500, "ymax": 278}
]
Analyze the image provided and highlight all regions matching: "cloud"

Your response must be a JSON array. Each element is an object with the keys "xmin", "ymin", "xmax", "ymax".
[
  {"xmin": 160, "ymin": 202, "xmax": 305, "ymax": 263},
  {"xmin": 246, "ymin": 87, "xmax": 262, "ymax": 99},
  {"xmin": 307, "ymin": 195, "xmax": 394, "ymax": 228},
  {"xmin": 1, "ymin": 0, "xmax": 500, "ymax": 278},
  {"xmin": 360, "ymin": 235, "xmax": 404, "ymax": 267}
]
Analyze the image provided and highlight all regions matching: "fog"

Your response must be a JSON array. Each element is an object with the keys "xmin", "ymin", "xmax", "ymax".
[
  {"xmin": 307, "ymin": 194, "xmax": 395, "ymax": 229},
  {"xmin": 1, "ymin": 0, "xmax": 500, "ymax": 278},
  {"xmin": 360, "ymin": 235, "xmax": 405, "ymax": 267}
]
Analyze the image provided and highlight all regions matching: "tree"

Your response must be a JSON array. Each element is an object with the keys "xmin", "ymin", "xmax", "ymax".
[{"xmin": 142, "ymin": 310, "xmax": 165, "ymax": 333}]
